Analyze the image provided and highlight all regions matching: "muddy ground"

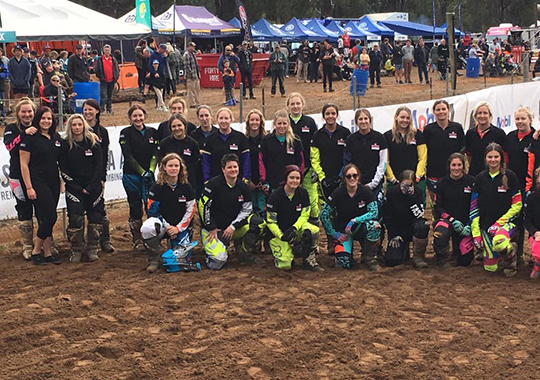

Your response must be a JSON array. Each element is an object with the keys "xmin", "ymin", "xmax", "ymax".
[{"xmin": 1, "ymin": 74, "xmax": 537, "ymax": 380}]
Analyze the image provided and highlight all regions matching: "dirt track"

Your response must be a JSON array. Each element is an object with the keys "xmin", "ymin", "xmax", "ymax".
[{"xmin": 1, "ymin": 74, "xmax": 536, "ymax": 380}]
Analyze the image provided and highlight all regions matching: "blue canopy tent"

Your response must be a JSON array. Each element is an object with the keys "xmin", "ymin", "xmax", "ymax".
[
  {"xmin": 305, "ymin": 19, "xmax": 339, "ymax": 42},
  {"xmin": 439, "ymin": 22, "xmax": 465, "ymax": 38},
  {"xmin": 325, "ymin": 20, "xmax": 345, "ymax": 35},
  {"xmin": 343, "ymin": 21, "xmax": 376, "ymax": 39},
  {"xmin": 281, "ymin": 17, "xmax": 326, "ymax": 41},
  {"xmin": 356, "ymin": 16, "xmax": 394, "ymax": 37},
  {"xmin": 252, "ymin": 18, "xmax": 292, "ymax": 41},
  {"xmin": 379, "ymin": 20, "xmax": 447, "ymax": 36},
  {"xmin": 228, "ymin": 17, "xmax": 241, "ymax": 28}
]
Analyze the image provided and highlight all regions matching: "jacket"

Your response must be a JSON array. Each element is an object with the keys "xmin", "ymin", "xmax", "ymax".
[
  {"xmin": 183, "ymin": 50, "xmax": 200, "ymax": 80},
  {"xmin": 67, "ymin": 55, "xmax": 90, "ymax": 82},
  {"xmin": 414, "ymin": 45, "xmax": 429, "ymax": 64},
  {"xmin": 269, "ymin": 51, "xmax": 287, "ymax": 72},
  {"xmin": 94, "ymin": 55, "xmax": 120, "ymax": 83},
  {"xmin": 238, "ymin": 49, "xmax": 253, "ymax": 71},
  {"xmin": 8, "ymin": 57, "xmax": 30, "ymax": 89},
  {"xmin": 218, "ymin": 53, "xmax": 240, "ymax": 73}
]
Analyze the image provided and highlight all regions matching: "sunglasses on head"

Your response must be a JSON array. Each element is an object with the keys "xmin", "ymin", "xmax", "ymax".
[{"xmin": 345, "ymin": 173, "xmax": 359, "ymax": 180}]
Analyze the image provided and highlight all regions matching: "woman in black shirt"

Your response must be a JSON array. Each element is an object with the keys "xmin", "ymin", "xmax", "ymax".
[
  {"xmin": 245, "ymin": 109, "xmax": 267, "ymax": 215},
  {"xmin": 19, "ymin": 107, "xmax": 62, "ymax": 265},
  {"xmin": 60, "ymin": 114, "xmax": 104, "ymax": 263}
]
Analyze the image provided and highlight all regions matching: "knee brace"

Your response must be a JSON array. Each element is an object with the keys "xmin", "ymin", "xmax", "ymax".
[
  {"xmin": 68, "ymin": 214, "xmax": 85, "ymax": 229},
  {"xmin": 413, "ymin": 218, "xmax": 430, "ymax": 239},
  {"xmin": 362, "ymin": 220, "xmax": 382, "ymax": 242},
  {"xmin": 433, "ymin": 219, "xmax": 451, "ymax": 248},
  {"xmin": 141, "ymin": 217, "xmax": 164, "ymax": 240},
  {"xmin": 492, "ymin": 231, "xmax": 511, "ymax": 254}
]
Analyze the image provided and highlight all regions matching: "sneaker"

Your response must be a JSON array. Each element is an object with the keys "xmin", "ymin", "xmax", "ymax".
[
  {"xmin": 249, "ymin": 95, "xmax": 256, "ymax": 99},
  {"xmin": 420, "ymin": 81, "xmax": 424, "ymax": 85},
  {"xmin": 31, "ymin": 253, "xmax": 47, "ymax": 266},
  {"xmin": 323, "ymin": 88, "xmax": 327, "ymax": 92},
  {"xmin": 329, "ymin": 89, "xmax": 334, "ymax": 92},
  {"xmin": 399, "ymin": 80, "xmax": 404, "ymax": 84},
  {"xmin": 156, "ymin": 106, "xmax": 162, "ymax": 112},
  {"xmin": 377, "ymin": 84, "xmax": 381, "ymax": 88},
  {"xmin": 370, "ymin": 85, "xmax": 374, "ymax": 88},
  {"xmin": 45, "ymin": 254, "xmax": 61, "ymax": 265},
  {"xmin": 162, "ymin": 107, "xmax": 169, "ymax": 112}
]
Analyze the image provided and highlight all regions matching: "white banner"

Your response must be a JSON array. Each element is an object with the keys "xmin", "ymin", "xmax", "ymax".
[{"xmin": 0, "ymin": 82, "xmax": 539, "ymax": 220}]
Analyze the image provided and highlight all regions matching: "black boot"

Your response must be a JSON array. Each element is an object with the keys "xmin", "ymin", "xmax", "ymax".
[{"xmin": 143, "ymin": 237, "xmax": 161, "ymax": 273}]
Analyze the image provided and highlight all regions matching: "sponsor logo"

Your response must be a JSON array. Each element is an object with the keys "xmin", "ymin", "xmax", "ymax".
[
  {"xmin": 496, "ymin": 114, "xmax": 512, "ymax": 129},
  {"xmin": 285, "ymin": 24, "xmax": 294, "ymax": 31}
]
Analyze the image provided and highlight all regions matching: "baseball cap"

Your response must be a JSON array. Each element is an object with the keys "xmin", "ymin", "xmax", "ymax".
[
  {"xmin": 76, "ymin": 44, "xmax": 84, "ymax": 49},
  {"xmin": 187, "ymin": 42, "xmax": 196, "ymax": 47},
  {"xmin": 242, "ymin": 41, "xmax": 248, "ymax": 45},
  {"xmin": 158, "ymin": 43, "xmax": 167, "ymax": 50},
  {"xmin": 14, "ymin": 45, "xmax": 23, "ymax": 51},
  {"xmin": 43, "ymin": 45, "xmax": 51, "ymax": 51},
  {"xmin": 152, "ymin": 59, "xmax": 159, "ymax": 65},
  {"xmin": 23, "ymin": 47, "xmax": 30, "ymax": 53}
]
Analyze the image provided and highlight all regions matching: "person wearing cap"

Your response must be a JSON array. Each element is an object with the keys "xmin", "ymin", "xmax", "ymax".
[
  {"xmin": 8, "ymin": 45, "xmax": 31, "ymax": 100},
  {"xmin": 183, "ymin": 42, "xmax": 200, "ymax": 108},
  {"xmin": 0, "ymin": 48, "xmax": 8, "ymax": 118},
  {"xmin": 238, "ymin": 41, "xmax": 255, "ymax": 99},
  {"xmin": 94, "ymin": 44, "xmax": 119, "ymax": 114},
  {"xmin": 38, "ymin": 45, "xmax": 52, "ymax": 69},
  {"xmin": 296, "ymin": 40, "xmax": 310, "ymax": 83},
  {"xmin": 146, "ymin": 59, "xmax": 167, "ymax": 111},
  {"xmin": 67, "ymin": 44, "xmax": 90, "ymax": 83},
  {"xmin": 141, "ymin": 43, "xmax": 166, "ymax": 103},
  {"xmin": 37, "ymin": 59, "xmax": 56, "ymax": 87},
  {"xmin": 269, "ymin": 45, "xmax": 287, "ymax": 97},
  {"xmin": 218, "ymin": 45, "xmax": 240, "ymax": 75}
]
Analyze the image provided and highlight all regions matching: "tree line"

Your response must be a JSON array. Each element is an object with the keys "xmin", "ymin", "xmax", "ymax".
[{"xmin": 73, "ymin": 0, "xmax": 537, "ymax": 34}]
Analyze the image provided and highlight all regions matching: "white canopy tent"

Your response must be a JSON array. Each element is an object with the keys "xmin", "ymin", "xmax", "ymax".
[
  {"xmin": 0, "ymin": 0, "xmax": 151, "ymax": 41},
  {"xmin": 119, "ymin": 8, "xmax": 168, "ymax": 30}
]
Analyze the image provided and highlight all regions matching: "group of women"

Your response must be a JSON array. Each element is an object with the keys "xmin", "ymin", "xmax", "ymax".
[{"xmin": 5, "ymin": 93, "xmax": 540, "ymax": 279}]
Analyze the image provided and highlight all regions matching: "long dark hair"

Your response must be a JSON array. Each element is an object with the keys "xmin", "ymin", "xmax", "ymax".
[
  {"xmin": 484, "ymin": 142, "xmax": 507, "ymax": 190},
  {"xmin": 83, "ymin": 98, "xmax": 101, "ymax": 126},
  {"xmin": 33, "ymin": 107, "xmax": 57, "ymax": 136}
]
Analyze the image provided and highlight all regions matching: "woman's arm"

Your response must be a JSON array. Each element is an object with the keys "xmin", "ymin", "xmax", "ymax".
[
  {"xmin": 19, "ymin": 151, "xmax": 35, "ymax": 200},
  {"xmin": 368, "ymin": 149, "xmax": 387, "ymax": 189}
]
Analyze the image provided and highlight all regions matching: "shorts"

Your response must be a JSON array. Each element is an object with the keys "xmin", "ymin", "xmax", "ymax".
[{"xmin": 395, "ymin": 64, "xmax": 403, "ymax": 70}]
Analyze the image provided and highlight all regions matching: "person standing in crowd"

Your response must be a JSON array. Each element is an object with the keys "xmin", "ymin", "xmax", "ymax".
[
  {"xmin": 67, "ymin": 44, "xmax": 90, "ymax": 83},
  {"xmin": 368, "ymin": 44, "xmax": 383, "ymax": 88},
  {"xmin": 4, "ymin": 98, "xmax": 37, "ymax": 260},
  {"xmin": 321, "ymin": 163, "xmax": 381, "ymax": 270},
  {"xmin": 393, "ymin": 40, "xmax": 404, "ymax": 84},
  {"xmin": 344, "ymin": 109, "xmax": 388, "ymax": 204},
  {"xmin": 381, "ymin": 38, "xmax": 393, "ymax": 64},
  {"xmin": 465, "ymin": 101, "xmax": 506, "ymax": 177},
  {"xmin": 437, "ymin": 39, "xmax": 450, "ymax": 79},
  {"xmin": 198, "ymin": 153, "xmax": 264, "ymax": 269},
  {"xmin": 191, "ymin": 105, "xmax": 217, "ymax": 197},
  {"xmin": 19, "ymin": 107, "xmax": 62, "ymax": 265},
  {"xmin": 337, "ymin": 36, "xmax": 344, "ymax": 56},
  {"xmin": 423, "ymin": 100, "xmax": 465, "ymax": 198},
  {"xmin": 218, "ymin": 45, "xmax": 240, "ymax": 76},
  {"xmin": 269, "ymin": 45, "xmax": 287, "ymax": 97},
  {"xmin": 94, "ymin": 45, "xmax": 119, "ymax": 115},
  {"xmin": 135, "ymin": 39, "xmax": 149, "ymax": 93},
  {"xmin": 470, "ymin": 143, "xmax": 522, "ymax": 277},
  {"xmin": 524, "ymin": 168, "xmax": 540, "ymax": 279},
  {"xmin": 414, "ymin": 38, "xmax": 429, "ymax": 85},
  {"xmin": 430, "ymin": 41, "xmax": 439, "ymax": 73},
  {"xmin": 244, "ymin": 109, "xmax": 267, "ymax": 216},
  {"xmin": 119, "ymin": 105, "xmax": 159, "ymax": 249},
  {"xmin": 164, "ymin": 43, "xmax": 178, "ymax": 97},
  {"xmin": 402, "ymin": 39, "xmax": 415, "ymax": 84},
  {"xmin": 342, "ymin": 30, "xmax": 350, "ymax": 59},
  {"xmin": 505, "ymin": 107, "xmax": 535, "ymax": 263},
  {"xmin": 384, "ymin": 170, "xmax": 430, "ymax": 268},
  {"xmin": 142, "ymin": 153, "xmax": 197, "ymax": 273},
  {"xmin": 60, "ymin": 114, "xmax": 104, "ymax": 263},
  {"xmin": 156, "ymin": 97, "xmax": 196, "ymax": 141},
  {"xmin": 27, "ymin": 49, "xmax": 39, "ymax": 98},
  {"xmin": 222, "ymin": 65, "xmax": 236, "ymax": 106},
  {"xmin": 202, "ymin": 107, "xmax": 251, "ymax": 182},
  {"xmin": 432, "ymin": 153, "xmax": 475, "ymax": 268},
  {"xmin": 82, "ymin": 99, "xmax": 114, "ymax": 253},
  {"xmin": 266, "ymin": 165, "xmax": 323, "ymax": 271},
  {"xmin": 146, "ymin": 59, "xmax": 167, "ymax": 112},
  {"xmin": 296, "ymin": 40, "xmax": 310, "ymax": 83},
  {"xmin": 259, "ymin": 109, "xmax": 304, "ymax": 191},
  {"xmin": 288, "ymin": 93, "xmax": 319, "ymax": 223},
  {"xmin": 309, "ymin": 42, "xmax": 321, "ymax": 83},
  {"xmin": 350, "ymin": 39, "xmax": 362, "ymax": 63},
  {"xmin": 238, "ymin": 41, "xmax": 255, "ymax": 99},
  {"xmin": 358, "ymin": 47, "xmax": 370, "ymax": 70},
  {"xmin": 385, "ymin": 106, "xmax": 427, "ymax": 200},
  {"xmin": 183, "ymin": 42, "xmax": 200, "ymax": 109},
  {"xmin": 320, "ymin": 39, "xmax": 335, "ymax": 93},
  {"xmin": 0, "ymin": 48, "xmax": 9, "ymax": 118},
  {"xmin": 156, "ymin": 113, "xmax": 200, "ymax": 189},
  {"xmin": 8, "ymin": 45, "xmax": 31, "ymax": 100}
]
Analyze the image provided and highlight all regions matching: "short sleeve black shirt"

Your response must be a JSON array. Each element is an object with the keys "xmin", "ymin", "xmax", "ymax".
[
  {"xmin": 327, "ymin": 185, "xmax": 376, "ymax": 232},
  {"xmin": 266, "ymin": 186, "xmax": 310, "ymax": 231},
  {"xmin": 345, "ymin": 130, "xmax": 387, "ymax": 185},
  {"xmin": 149, "ymin": 182, "xmax": 195, "ymax": 226}
]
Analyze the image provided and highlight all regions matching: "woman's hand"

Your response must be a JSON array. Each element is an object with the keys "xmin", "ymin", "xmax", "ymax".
[
  {"xmin": 247, "ymin": 180, "xmax": 257, "ymax": 191},
  {"xmin": 26, "ymin": 126, "xmax": 38, "ymax": 136},
  {"xmin": 207, "ymin": 229, "xmax": 219, "ymax": 242},
  {"xmin": 166, "ymin": 225, "xmax": 178, "ymax": 239},
  {"xmin": 534, "ymin": 231, "xmax": 540, "ymax": 242},
  {"xmin": 27, "ymin": 188, "xmax": 37, "ymax": 200},
  {"xmin": 222, "ymin": 226, "xmax": 234, "ymax": 240}
]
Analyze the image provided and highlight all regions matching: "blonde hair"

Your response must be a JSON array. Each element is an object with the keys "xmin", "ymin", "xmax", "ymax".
[
  {"xmin": 64, "ymin": 114, "xmax": 98, "ymax": 150},
  {"xmin": 514, "ymin": 106, "xmax": 533, "ymax": 124},
  {"xmin": 391, "ymin": 106, "xmax": 416, "ymax": 144},
  {"xmin": 156, "ymin": 153, "xmax": 188, "ymax": 185},
  {"xmin": 245, "ymin": 109, "xmax": 267, "ymax": 137},
  {"xmin": 286, "ymin": 92, "xmax": 305, "ymax": 107},
  {"xmin": 216, "ymin": 107, "xmax": 234, "ymax": 122},
  {"xmin": 472, "ymin": 101, "xmax": 493, "ymax": 127},
  {"xmin": 168, "ymin": 97, "xmax": 187, "ymax": 113},
  {"xmin": 273, "ymin": 109, "xmax": 298, "ymax": 150},
  {"xmin": 15, "ymin": 97, "xmax": 36, "ymax": 129}
]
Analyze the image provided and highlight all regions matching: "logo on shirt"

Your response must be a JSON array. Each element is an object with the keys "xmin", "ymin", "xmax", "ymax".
[
  {"xmin": 296, "ymin": 204, "xmax": 302, "ymax": 212},
  {"xmin": 55, "ymin": 140, "xmax": 61, "ymax": 147},
  {"xmin": 358, "ymin": 201, "xmax": 366, "ymax": 208},
  {"xmin": 183, "ymin": 149, "xmax": 192, "ymax": 156},
  {"xmin": 287, "ymin": 147, "xmax": 295, "ymax": 155},
  {"xmin": 178, "ymin": 196, "xmax": 186, "ymax": 202},
  {"xmin": 448, "ymin": 132, "xmax": 457, "ymax": 139},
  {"xmin": 371, "ymin": 143, "xmax": 380, "ymax": 151},
  {"xmin": 148, "ymin": 137, "xmax": 155, "ymax": 144},
  {"xmin": 463, "ymin": 186, "xmax": 471, "ymax": 193},
  {"xmin": 238, "ymin": 195, "xmax": 244, "ymax": 202},
  {"xmin": 84, "ymin": 149, "xmax": 93, "ymax": 156},
  {"xmin": 302, "ymin": 126, "xmax": 310, "ymax": 133},
  {"xmin": 337, "ymin": 139, "xmax": 345, "ymax": 146},
  {"xmin": 230, "ymin": 143, "xmax": 239, "ymax": 151},
  {"xmin": 497, "ymin": 186, "xmax": 507, "ymax": 193},
  {"xmin": 410, "ymin": 139, "xmax": 417, "ymax": 145}
]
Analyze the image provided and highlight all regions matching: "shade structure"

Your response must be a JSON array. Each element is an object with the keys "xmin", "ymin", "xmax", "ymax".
[
  {"xmin": 154, "ymin": 5, "xmax": 240, "ymax": 37},
  {"xmin": 356, "ymin": 16, "xmax": 394, "ymax": 37},
  {"xmin": 228, "ymin": 17, "xmax": 242, "ymax": 28},
  {"xmin": 0, "ymin": 0, "xmax": 151, "ymax": 41},
  {"xmin": 119, "ymin": 8, "xmax": 168, "ymax": 30},
  {"xmin": 325, "ymin": 20, "xmax": 345, "ymax": 35},
  {"xmin": 252, "ymin": 18, "xmax": 292, "ymax": 41},
  {"xmin": 343, "ymin": 21, "xmax": 376, "ymax": 39},
  {"xmin": 380, "ymin": 20, "xmax": 447, "ymax": 36},
  {"xmin": 281, "ymin": 17, "xmax": 326, "ymax": 41},
  {"xmin": 305, "ymin": 20, "xmax": 339, "ymax": 42}
]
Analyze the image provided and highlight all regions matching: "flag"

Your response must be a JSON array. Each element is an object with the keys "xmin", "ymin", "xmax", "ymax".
[
  {"xmin": 432, "ymin": 0, "xmax": 436, "ymax": 36},
  {"xmin": 135, "ymin": 0, "xmax": 152, "ymax": 29},
  {"xmin": 235, "ymin": 0, "xmax": 252, "ymax": 42}
]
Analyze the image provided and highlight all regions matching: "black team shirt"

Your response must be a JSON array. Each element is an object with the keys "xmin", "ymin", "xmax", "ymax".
[
  {"xmin": 267, "ymin": 186, "xmax": 310, "ymax": 231},
  {"xmin": 290, "ymin": 114, "xmax": 317, "ymax": 171},
  {"xmin": 327, "ymin": 185, "xmax": 376, "ymax": 232},
  {"xmin": 433, "ymin": 174, "xmax": 475, "ymax": 224},
  {"xmin": 465, "ymin": 125, "xmax": 506, "ymax": 177},
  {"xmin": 59, "ymin": 138, "xmax": 103, "ymax": 193},
  {"xmin": 119, "ymin": 125, "xmax": 159, "ymax": 175},
  {"xmin": 423, "ymin": 121, "xmax": 465, "ymax": 178},
  {"xmin": 344, "ymin": 129, "xmax": 387, "ymax": 185},
  {"xmin": 311, "ymin": 125, "xmax": 351, "ymax": 181},
  {"xmin": 157, "ymin": 135, "xmax": 200, "ymax": 188},
  {"xmin": 259, "ymin": 133, "xmax": 304, "ymax": 189},
  {"xmin": 20, "ymin": 132, "xmax": 62, "ymax": 185}
]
